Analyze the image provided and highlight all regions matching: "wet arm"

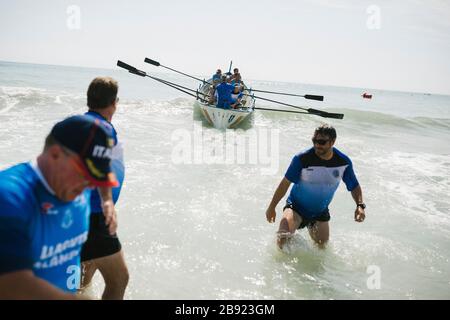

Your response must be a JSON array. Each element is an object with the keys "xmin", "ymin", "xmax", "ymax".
[
  {"xmin": 268, "ymin": 177, "xmax": 291, "ymax": 210},
  {"xmin": 351, "ymin": 185, "xmax": 363, "ymax": 205}
]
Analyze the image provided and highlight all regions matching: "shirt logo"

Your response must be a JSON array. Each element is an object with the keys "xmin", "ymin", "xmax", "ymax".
[
  {"xmin": 92, "ymin": 145, "xmax": 113, "ymax": 159},
  {"xmin": 61, "ymin": 210, "xmax": 73, "ymax": 229},
  {"xmin": 41, "ymin": 202, "xmax": 58, "ymax": 215},
  {"xmin": 333, "ymin": 169, "xmax": 340, "ymax": 178},
  {"xmin": 74, "ymin": 193, "xmax": 87, "ymax": 207}
]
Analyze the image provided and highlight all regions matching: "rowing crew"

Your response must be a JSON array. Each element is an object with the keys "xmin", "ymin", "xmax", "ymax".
[{"xmin": 208, "ymin": 68, "xmax": 244, "ymax": 109}]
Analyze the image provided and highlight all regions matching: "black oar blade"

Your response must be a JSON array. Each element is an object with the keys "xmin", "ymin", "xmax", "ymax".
[
  {"xmin": 129, "ymin": 69, "xmax": 146, "ymax": 77},
  {"xmin": 323, "ymin": 112, "xmax": 344, "ymax": 119},
  {"xmin": 144, "ymin": 58, "xmax": 160, "ymax": 67},
  {"xmin": 307, "ymin": 108, "xmax": 344, "ymax": 119},
  {"xmin": 304, "ymin": 94, "xmax": 324, "ymax": 101},
  {"xmin": 117, "ymin": 60, "xmax": 135, "ymax": 72},
  {"xmin": 117, "ymin": 60, "xmax": 147, "ymax": 77}
]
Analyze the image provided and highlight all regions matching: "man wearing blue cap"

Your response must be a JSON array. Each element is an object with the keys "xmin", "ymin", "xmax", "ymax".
[{"xmin": 0, "ymin": 115, "xmax": 118, "ymax": 299}]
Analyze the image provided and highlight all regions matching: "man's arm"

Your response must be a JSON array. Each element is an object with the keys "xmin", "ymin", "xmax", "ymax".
[
  {"xmin": 351, "ymin": 185, "xmax": 366, "ymax": 222},
  {"xmin": 0, "ymin": 270, "xmax": 82, "ymax": 300},
  {"xmin": 98, "ymin": 187, "xmax": 117, "ymax": 235},
  {"xmin": 266, "ymin": 177, "xmax": 291, "ymax": 223}
]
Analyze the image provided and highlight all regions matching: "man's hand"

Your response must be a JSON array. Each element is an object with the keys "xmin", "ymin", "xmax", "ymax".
[
  {"xmin": 102, "ymin": 199, "xmax": 117, "ymax": 235},
  {"xmin": 266, "ymin": 207, "xmax": 276, "ymax": 223},
  {"xmin": 354, "ymin": 207, "xmax": 366, "ymax": 222}
]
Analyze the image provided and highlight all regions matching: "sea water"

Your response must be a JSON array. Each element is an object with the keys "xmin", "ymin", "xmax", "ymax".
[{"xmin": 1, "ymin": 61, "xmax": 449, "ymax": 299}]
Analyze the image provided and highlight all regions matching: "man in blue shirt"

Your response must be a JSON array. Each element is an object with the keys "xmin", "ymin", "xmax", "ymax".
[
  {"xmin": 265, "ymin": 124, "xmax": 366, "ymax": 250},
  {"xmin": 79, "ymin": 77, "xmax": 128, "ymax": 300},
  {"xmin": 215, "ymin": 75, "xmax": 236, "ymax": 109},
  {"xmin": 230, "ymin": 84, "xmax": 244, "ymax": 108},
  {"xmin": 212, "ymin": 69, "xmax": 222, "ymax": 83},
  {"xmin": 0, "ymin": 115, "xmax": 118, "ymax": 299}
]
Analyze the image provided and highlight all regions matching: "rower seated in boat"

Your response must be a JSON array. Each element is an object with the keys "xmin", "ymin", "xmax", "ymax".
[
  {"xmin": 212, "ymin": 69, "xmax": 222, "ymax": 84},
  {"xmin": 208, "ymin": 69, "xmax": 222, "ymax": 104},
  {"xmin": 228, "ymin": 68, "xmax": 243, "ymax": 85},
  {"xmin": 215, "ymin": 75, "xmax": 235, "ymax": 109},
  {"xmin": 230, "ymin": 84, "xmax": 244, "ymax": 109}
]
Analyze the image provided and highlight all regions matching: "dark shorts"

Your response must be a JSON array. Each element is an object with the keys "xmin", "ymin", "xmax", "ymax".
[
  {"xmin": 283, "ymin": 203, "xmax": 330, "ymax": 229},
  {"xmin": 80, "ymin": 213, "xmax": 122, "ymax": 262}
]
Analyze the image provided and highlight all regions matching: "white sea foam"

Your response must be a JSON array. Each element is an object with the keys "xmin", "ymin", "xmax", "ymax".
[{"xmin": 1, "ymin": 62, "xmax": 450, "ymax": 299}]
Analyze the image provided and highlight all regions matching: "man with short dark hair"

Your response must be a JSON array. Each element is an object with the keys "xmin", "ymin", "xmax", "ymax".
[
  {"xmin": 212, "ymin": 69, "xmax": 222, "ymax": 83},
  {"xmin": 229, "ymin": 68, "xmax": 242, "ymax": 85},
  {"xmin": 79, "ymin": 77, "xmax": 129, "ymax": 300},
  {"xmin": 266, "ymin": 124, "xmax": 366, "ymax": 249},
  {"xmin": 0, "ymin": 115, "xmax": 117, "ymax": 299}
]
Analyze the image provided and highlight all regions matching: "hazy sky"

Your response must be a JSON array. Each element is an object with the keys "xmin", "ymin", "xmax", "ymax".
[{"xmin": 1, "ymin": 0, "xmax": 450, "ymax": 94}]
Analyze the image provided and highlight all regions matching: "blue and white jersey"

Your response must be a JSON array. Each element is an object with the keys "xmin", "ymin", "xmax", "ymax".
[
  {"xmin": 212, "ymin": 73, "xmax": 221, "ymax": 82},
  {"xmin": 231, "ymin": 91, "xmax": 243, "ymax": 103},
  {"xmin": 0, "ymin": 162, "xmax": 90, "ymax": 292},
  {"xmin": 285, "ymin": 147, "xmax": 359, "ymax": 218},
  {"xmin": 215, "ymin": 82, "xmax": 235, "ymax": 107},
  {"xmin": 85, "ymin": 111, "xmax": 125, "ymax": 214}
]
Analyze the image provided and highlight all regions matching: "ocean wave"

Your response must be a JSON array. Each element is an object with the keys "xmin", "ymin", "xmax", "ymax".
[
  {"xmin": 0, "ymin": 86, "xmax": 84, "ymax": 115},
  {"xmin": 324, "ymin": 108, "xmax": 450, "ymax": 130}
]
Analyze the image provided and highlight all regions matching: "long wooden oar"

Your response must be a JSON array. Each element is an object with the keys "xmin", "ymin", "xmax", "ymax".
[
  {"xmin": 254, "ymin": 107, "xmax": 309, "ymax": 115},
  {"xmin": 250, "ymin": 89, "xmax": 323, "ymax": 101},
  {"xmin": 243, "ymin": 93, "xmax": 343, "ymax": 119},
  {"xmin": 144, "ymin": 58, "xmax": 209, "ymax": 84},
  {"xmin": 117, "ymin": 60, "xmax": 343, "ymax": 119},
  {"xmin": 117, "ymin": 60, "xmax": 208, "ymax": 103}
]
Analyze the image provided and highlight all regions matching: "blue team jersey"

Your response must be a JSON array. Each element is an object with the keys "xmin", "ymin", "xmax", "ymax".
[
  {"xmin": 285, "ymin": 147, "xmax": 359, "ymax": 218},
  {"xmin": 231, "ymin": 91, "xmax": 243, "ymax": 103},
  {"xmin": 85, "ymin": 111, "xmax": 125, "ymax": 213},
  {"xmin": 0, "ymin": 162, "xmax": 91, "ymax": 292},
  {"xmin": 215, "ymin": 82, "xmax": 235, "ymax": 109}
]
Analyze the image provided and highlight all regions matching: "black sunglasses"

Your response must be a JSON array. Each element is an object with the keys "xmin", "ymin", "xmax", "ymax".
[{"xmin": 312, "ymin": 138, "xmax": 329, "ymax": 145}]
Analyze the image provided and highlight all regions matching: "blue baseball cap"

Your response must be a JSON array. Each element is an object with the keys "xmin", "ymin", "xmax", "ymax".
[{"xmin": 50, "ymin": 115, "xmax": 119, "ymax": 187}]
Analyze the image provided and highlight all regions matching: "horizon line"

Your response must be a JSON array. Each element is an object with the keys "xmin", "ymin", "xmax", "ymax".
[{"xmin": 1, "ymin": 59, "xmax": 449, "ymax": 97}]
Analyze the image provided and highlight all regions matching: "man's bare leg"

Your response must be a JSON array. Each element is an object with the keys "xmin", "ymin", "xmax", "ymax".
[
  {"xmin": 308, "ymin": 221, "xmax": 329, "ymax": 249},
  {"xmin": 80, "ymin": 260, "xmax": 97, "ymax": 291},
  {"xmin": 81, "ymin": 250, "xmax": 129, "ymax": 300},
  {"xmin": 277, "ymin": 208, "xmax": 302, "ymax": 250}
]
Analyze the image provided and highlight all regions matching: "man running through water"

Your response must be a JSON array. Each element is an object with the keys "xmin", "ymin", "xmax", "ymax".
[
  {"xmin": 0, "ymin": 115, "xmax": 117, "ymax": 299},
  {"xmin": 265, "ymin": 124, "xmax": 366, "ymax": 249},
  {"xmin": 79, "ymin": 77, "xmax": 129, "ymax": 300}
]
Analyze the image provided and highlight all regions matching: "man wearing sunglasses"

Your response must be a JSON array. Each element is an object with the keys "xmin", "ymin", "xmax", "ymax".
[
  {"xmin": 0, "ymin": 115, "xmax": 118, "ymax": 298},
  {"xmin": 266, "ymin": 124, "xmax": 365, "ymax": 250}
]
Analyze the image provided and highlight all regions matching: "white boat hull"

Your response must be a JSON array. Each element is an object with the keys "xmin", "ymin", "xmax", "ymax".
[
  {"xmin": 197, "ymin": 103, "xmax": 253, "ymax": 129},
  {"xmin": 196, "ymin": 80, "xmax": 255, "ymax": 129}
]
